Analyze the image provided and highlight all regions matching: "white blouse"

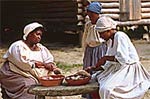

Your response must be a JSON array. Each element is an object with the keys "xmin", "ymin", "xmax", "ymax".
[
  {"xmin": 3, "ymin": 40, "xmax": 54, "ymax": 77},
  {"xmin": 104, "ymin": 31, "xmax": 139, "ymax": 68}
]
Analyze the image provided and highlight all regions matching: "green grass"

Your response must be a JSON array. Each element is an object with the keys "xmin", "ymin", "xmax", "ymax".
[{"xmin": 56, "ymin": 62, "xmax": 82, "ymax": 72}]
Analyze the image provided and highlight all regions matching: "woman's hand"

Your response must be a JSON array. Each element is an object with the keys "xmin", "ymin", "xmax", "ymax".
[
  {"xmin": 53, "ymin": 68, "xmax": 62, "ymax": 74},
  {"xmin": 96, "ymin": 56, "xmax": 107, "ymax": 67},
  {"xmin": 35, "ymin": 61, "xmax": 45, "ymax": 68},
  {"xmin": 84, "ymin": 66, "xmax": 104, "ymax": 73},
  {"xmin": 44, "ymin": 62, "xmax": 56, "ymax": 71}
]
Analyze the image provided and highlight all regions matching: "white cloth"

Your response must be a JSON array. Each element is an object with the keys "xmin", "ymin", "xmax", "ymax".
[
  {"xmin": 23, "ymin": 22, "xmax": 43, "ymax": 40},
  {"xmin": 95, "ymin": 16, "xmax": 117, "ymax": 33},
  {"xmin": 0, "ymin": 84, "xmax": 2, "ymax": 99},
  {"xmin": 97, "ymin": 31, "xmax": 150, "ymax": 99},
  {"xmin": 82, "ymin": 19, "xmax": 104, "ymax": 48},
  {"xmin": 3, "ymin": 40, "xmax": 54, "ymax": 78}
]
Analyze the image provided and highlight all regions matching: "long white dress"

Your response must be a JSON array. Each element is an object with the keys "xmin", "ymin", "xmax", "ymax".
[
  {"xmin": 97, "ymin": 31, "xmax": 150, "ymax": 99},
  {"xmin": 0, "ymin": 40, "xmax": 55, "ymax": 99}
]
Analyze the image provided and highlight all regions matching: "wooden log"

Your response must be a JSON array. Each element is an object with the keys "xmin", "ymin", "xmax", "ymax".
[
  {"xmin": 101, "ymin": 9, "xmax": 120, "ymax": 14},
  {"xmin": 141, "ymin": 2, "xmax": 150, "ymax": 7},
  {"xmin": 77, "ymin": 15, "xmax": 84, "ymax": 21},
  {"xmin": 141, "ymin": 0, "xmax": 150, "ymax": 2},
  {"xmin": 23, "ymin": 1, "xmax": 77, "ymax": 8},
  {"xmin": 117, "ymin": 19, "xmax": 150, "ymax": 26},
  {"xmin": 78, "ymin": 8, "xmax": 83, "ymax": 14},
  {"xmin": 142, "ymin": 13, "xmax": 150, "ymax": 19},
  {"xmin": 101, "ymin": 14, "xmax": 119, "ymax": 20},
  {"xmin": 23, "ymin": 12, "xmax": 77, "ymax": 18},
  {"xmin": 21, "ymin": 0, "xmax": 72, "ymax": 1},
  {"xmin": 141, "ymin": 8, "xmax": 150, "ymax": 13},
  {"xmin": 23, "ymin": 18, "xmax": 77, "ymax": 23},
  {"xmin": 24, "ymin": 7, "xmax": 77, "ymax": 13},
  {"xmin": 101, "ymin": 3, "xmax": 119, "ymax": 8},
  {"xmin": 90, "ymin": 0, "xmax": 119, "ymax": 2},
  {"xmin": 78, "ymin": 3, "xmax": 83, "ymax": 8}
]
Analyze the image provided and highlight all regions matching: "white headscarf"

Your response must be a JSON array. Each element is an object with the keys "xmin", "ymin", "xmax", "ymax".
[
  {"xmin": 95, "ymin": 16, "xmax": 117, "ymax": 33},
  {"xmin": 23, "ymin": 22, "xmax": 43, "ymax": 40}
]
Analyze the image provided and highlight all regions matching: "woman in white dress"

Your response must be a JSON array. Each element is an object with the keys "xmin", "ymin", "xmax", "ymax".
[
  {"xmin": 85, "ymin": 16, "xmax": 150, "ymax": 99},
  {"xmin": 0, "ymin": 22, "xmax": 61, "ymax": 99}
]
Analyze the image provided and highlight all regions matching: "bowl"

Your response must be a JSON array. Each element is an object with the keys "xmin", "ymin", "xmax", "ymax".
[
  {"xmin": 39, "ymin": 75, "xmax": 65, "ymax": 87},
  {"xmin": 65, "ymin": 74, "xmax": 91, "ymax": 86}
]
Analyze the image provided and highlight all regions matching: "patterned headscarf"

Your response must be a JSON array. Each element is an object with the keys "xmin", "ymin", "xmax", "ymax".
[
  {"xmin": 87, "ymin": 1, "xmax": 102, "ymax": 14},
  {"xmin": 23, "ymin": 22, "xmax": 43, "ymax": 40},
  {"xmin": 95, "ymin": 16, "xmax": 117, "ymax": 33}
]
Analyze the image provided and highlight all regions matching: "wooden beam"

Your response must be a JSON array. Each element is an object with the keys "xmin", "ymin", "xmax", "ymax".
[
  {"xmin": 119, "ymin": 0, "xmax": 129, "ymax": 21},
  {"xmin": 141, "ymin": 0, "xmax": 150, "ymax": 2},
  {"xmin": 117, "ymin": 19, "xmax": 150, "ymax": 26},
  {"xmin": 142, "ymin": 13, "xmax": 150, "ymax": 19},
  {"xmin": 101, "ymin": 14, "xmax": 119, "ymax": 20},
  {"xmin": 101, "ymin": 9, "xmax": 120, "ymax": 14},
  {"xmin": 90, "ymin": 0, "xmax": 119, "ymax": 2},
  {"xmin": 141, "ymin": 2, "xmax": 150, "ymax": 7},
  {"xmin": 129, "ymin": 0, "xmax": 141, "ymax": 20},
  {"xmin": 141, "ymin": 8, "xmax": 150, "ymax": 13},
  {"xmin": 101, "ymin": 3, "xmax": 119, "ymax": 8}
]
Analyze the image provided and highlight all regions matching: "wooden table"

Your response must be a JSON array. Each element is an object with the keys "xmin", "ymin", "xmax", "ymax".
[{"xmin": 28, "ymin": 82, "xmax": 99, "ymax": 99}]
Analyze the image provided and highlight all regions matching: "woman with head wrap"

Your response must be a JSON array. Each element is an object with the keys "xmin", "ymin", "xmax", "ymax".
[
  {"xmin": 85, "ymin": 16, "xmax": 150, "ymax": 99},
  {"xmin": 81, "ymin": 1, "xmax": 107, "ymax": 99},
  {"xmin": 0, "ymin": 22, "xmax": 61, "ymax": 99}
]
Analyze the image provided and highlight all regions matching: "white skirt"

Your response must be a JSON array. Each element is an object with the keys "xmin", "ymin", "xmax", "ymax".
[{"xmin": 97, "ymin": 62, "xmax": 150, "ymax": 99}]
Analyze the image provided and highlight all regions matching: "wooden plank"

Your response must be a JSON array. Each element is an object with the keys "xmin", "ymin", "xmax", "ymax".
[
  {"xmin": 90, "ymin": 0, "xmax": 119, "ymax": 2},
  {"xmin": 119, "ymin": 0, "xmax": 129, "ymax": 21},
  {"xmin": 101, "ymin": 3, "xmax": 119, "ymax": 8},
  {"xmin": 129, "ymin": 0, "xmax": 141, "ymax": 20},
  {"xmin": 141, "ymin": 8, "xmax": 150, "ymax": 13},
  {"xmin": 117, "ymin": 19, "xmax": 150, "ymax": 26},
  {"xmin": 119, "ymin": 0, "xmax": 141, "ymax": 21},
  {"xmin": 141, "ymin": 13, "xmax": 150, "ymax": 19},
  {"xmin": 141, "ymin": 2, "xmax": 150, "ymax": 7},
  {"xmin": 101, "ymin": 14, "xmax": 119, "ymax": 20},
  {"xmin": 101, "ymin": 9, "xmax": 120, "ymax": 14},
  {"xmin": 23, "ymin": 18, "xmax": 77, "ymax": 23},
  {"xmin": 141, "ymin": 0, "xmax": 150, "ymax": 2},
  {"xmin": 3, "ymin": 0, "xmax": 73, "ymax": 1},
  {"xmin": 22, "ymin": 2, "xmax": 77, "ymax": 8},
  {"xmin": 24, "ymin": 7, "xmax": 77, "ymax": 13},
  {"xmin": 23, "ymin": 13, "xmax": 77, "ymax": 18}
]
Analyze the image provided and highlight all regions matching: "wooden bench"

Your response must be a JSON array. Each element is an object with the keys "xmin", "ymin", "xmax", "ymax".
[{"xmin": 27, "ymin": 81, "xmax": 99, "ymax": 99}]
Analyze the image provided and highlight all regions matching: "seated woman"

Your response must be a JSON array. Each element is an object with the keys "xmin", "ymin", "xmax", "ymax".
[
  {"xmin": 85, "ymin": 16, "xmax": 150, "ymax": 99},
  {"xmin": 0, "ymin": 22, "xmax": 61, "ymax": 99}
]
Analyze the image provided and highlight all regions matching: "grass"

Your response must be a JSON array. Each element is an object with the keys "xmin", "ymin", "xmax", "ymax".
[{"xmin": 56, "ymin": 62, "xmax": 82, "ymax": 72}]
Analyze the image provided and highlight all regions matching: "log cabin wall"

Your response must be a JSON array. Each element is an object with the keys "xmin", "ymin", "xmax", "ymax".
[
  {"xmin": 1, "ymin": 0, "xmax": 80, "ymax": 45},
  {"xmin": 1, "ymin": 0, "xmax": 150, "ymax": 45},
  {"xmin": 141, "ymin": 0, "xmax": 150, "ymax": 20},
  {"xmin": 86, "ymin": 0, "xmax": 150, "ymax": 25}
]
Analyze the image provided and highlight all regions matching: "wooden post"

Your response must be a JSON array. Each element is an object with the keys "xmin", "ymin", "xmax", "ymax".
[
  {"xmin": 119, "ymin": 0, "xmax": 129, "ymax": 21},
  {"xmin": 129, "ymin": 0, "xmax": 141, "ymax": 20},
  {"xmin": 120, "ymin": 0, "xmax": 141, "ymax": 21}
]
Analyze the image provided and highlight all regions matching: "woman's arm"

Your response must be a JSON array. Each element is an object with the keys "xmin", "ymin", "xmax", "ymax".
[{"xmin": 84, "ymin": 56, "xmax": 117, "ymax": 72}]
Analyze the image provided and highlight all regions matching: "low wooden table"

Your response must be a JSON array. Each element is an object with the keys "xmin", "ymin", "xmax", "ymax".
[{"xmin": 28, "ymin": 82, "xmax": 99, "ymax": 99}]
